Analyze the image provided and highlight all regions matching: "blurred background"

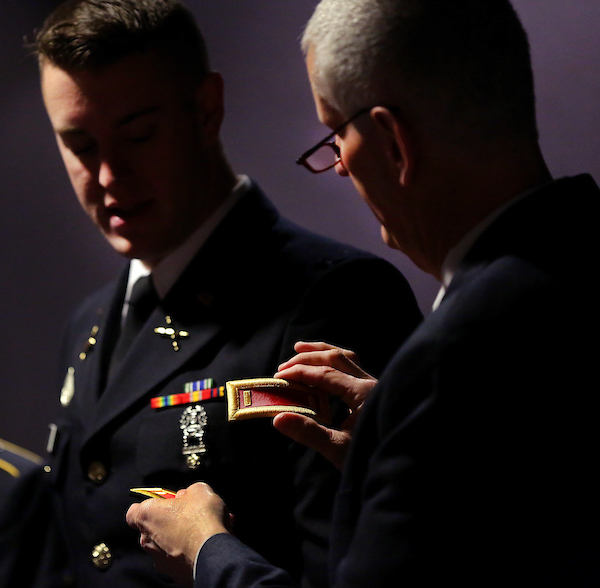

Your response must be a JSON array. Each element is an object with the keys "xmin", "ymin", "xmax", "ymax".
[{"xmin": 1, "ymin": 0, "xmax": 599, "ymax": 456}]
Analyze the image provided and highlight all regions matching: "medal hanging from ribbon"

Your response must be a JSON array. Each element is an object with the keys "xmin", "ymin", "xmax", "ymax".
[{"xmin": 179, "ymin": 405, "xmax": 208, "ymax": 470}]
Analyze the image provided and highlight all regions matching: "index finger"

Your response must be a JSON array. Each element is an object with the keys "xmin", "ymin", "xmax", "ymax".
[
  {"xmin": 277, "ymin": 346, "xmax": 368, "ymax": 379},
  {"xmin": 274, "ymin": 363, "xmax": 375, "ymax": 413}
]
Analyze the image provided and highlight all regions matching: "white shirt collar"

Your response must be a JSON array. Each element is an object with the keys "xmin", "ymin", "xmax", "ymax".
[{"xmin": 431, "ymin": 186, "xmax": 541, "ymax": 311}]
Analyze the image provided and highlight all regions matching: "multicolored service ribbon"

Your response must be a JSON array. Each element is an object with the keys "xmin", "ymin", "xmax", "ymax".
[{"xmin": 150, "ymin": 378, "xmax": 224, "ymax": 409}]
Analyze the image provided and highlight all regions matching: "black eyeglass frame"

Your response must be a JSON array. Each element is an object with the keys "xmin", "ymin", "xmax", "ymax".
[
  {"xmin": 296, "ymin": 107, "xmax": 373, "ymax": 174},
  {"xmin": 296, "ymin": 106, "xmax": 400, "ymax": 173}
]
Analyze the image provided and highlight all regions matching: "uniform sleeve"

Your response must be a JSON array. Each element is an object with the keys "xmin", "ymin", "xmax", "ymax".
[{"xmin": 0, "ymin": 444, "xmax": 66, "ymax": 588}]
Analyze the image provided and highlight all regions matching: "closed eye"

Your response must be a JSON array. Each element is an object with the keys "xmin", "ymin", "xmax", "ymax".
[
  {"xmin": 59, "ymin": 131, "xmax": 96, "ymax": 157},
  {"xmin": 119, "ymin": 107, "xmax": 160, "ymax": 144},
  {"xmin": 123, "ymin": 124, "xmax": 157, "ymax": 144}
]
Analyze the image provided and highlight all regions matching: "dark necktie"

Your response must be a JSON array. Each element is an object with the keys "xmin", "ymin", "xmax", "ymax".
[{"xmin": 108, "ymin": 275, "xmax": 158, "ymax": 381}]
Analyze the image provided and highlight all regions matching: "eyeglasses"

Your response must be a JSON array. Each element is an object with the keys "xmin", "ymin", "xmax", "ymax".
[{"xmin": 296, "ymin": 107, "xmax": 373, "ymax": 174}]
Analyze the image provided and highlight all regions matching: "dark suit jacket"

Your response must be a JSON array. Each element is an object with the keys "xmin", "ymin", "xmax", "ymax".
[
  {"xmin": 195, "ymin": 174, "xmax": 600, "ymax": 587},
  {"xmin": 47, "ymin": 183, "xmax": 421, "ymax": 587}
]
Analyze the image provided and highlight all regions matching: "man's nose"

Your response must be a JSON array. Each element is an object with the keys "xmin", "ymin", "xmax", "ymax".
[{"xmin": 98, "ymin": 154, "xmax": 126, "ymax": 188}]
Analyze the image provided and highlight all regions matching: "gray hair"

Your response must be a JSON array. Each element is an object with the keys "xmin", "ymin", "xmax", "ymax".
[{"xmin": 303, "ymin": 0, "xmax": 537, "ymax": 143}]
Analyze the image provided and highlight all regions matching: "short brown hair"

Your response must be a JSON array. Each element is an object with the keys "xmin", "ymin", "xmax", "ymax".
[{"xmin": 34, "ymin": 0, "xmax": 209, "ymax": 84}]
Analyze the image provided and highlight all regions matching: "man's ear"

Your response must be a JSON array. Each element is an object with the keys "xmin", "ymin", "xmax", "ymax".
[
  {"xmin": 194, "ymin": 71, "xmax": 225, "ymax": 146},
  {"xmin": 370, "ymin": 107, "xmax": 414, "ymax": 187}
]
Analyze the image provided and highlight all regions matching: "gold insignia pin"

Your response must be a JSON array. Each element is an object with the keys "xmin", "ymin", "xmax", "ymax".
[
  {"xmin": 79, "ymin": 325, "xmax": 99, "ymax": 361},
  {"xmin": 60, "ymin": 367, "xmax": 75, "ymax": 407},
  {"xmin": 154, "ymin": 315, "xmax": 189, "ymax": 351}
]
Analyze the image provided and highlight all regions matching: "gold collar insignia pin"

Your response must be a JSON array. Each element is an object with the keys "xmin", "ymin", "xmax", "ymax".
[
  {"xmin": 79, "ymin": 325, "xmax": 99, "ymax": 361},
  {"xmin": 154, "ymin": 315, "xmax": 189, "ymax": 351}
]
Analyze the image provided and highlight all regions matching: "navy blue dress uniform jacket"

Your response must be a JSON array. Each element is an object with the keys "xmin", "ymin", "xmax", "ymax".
[
  {"xmin": 46, "ymin": 182, "xmax": 422, "ymax": 587},
  {"xmin": 192, "ymin": 174, "xmax": 600, "ymax": 587},
  {"xmin": 0, "ymin": 440, "xmax": 63, "ymax": 588}
]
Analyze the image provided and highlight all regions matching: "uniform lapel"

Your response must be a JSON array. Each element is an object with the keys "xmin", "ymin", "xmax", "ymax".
[
  {"xmin": 84, "ymin": 183, "xmax": 280, "ymax": 442},
  {"xmin": 88, "ymin": 300, "xmax": 222, "ymax": 438},
  {"xmin": 72, "ymin": 272, "xmax": 126, "ymax": 428}
]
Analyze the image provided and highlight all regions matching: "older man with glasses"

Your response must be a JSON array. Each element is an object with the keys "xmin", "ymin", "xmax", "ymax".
[{"xmin": 127, "ymin": 0, "xmax": 599, "ymax": 586}]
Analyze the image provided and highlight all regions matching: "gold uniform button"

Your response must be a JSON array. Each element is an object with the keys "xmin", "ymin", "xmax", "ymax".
[
  {"xmin": 91, "ymin": 542, "xmax": 112, "ymax": 570},
  {"xmin": 87, "ymin": 461, "xmax": 107, "ymax": 484}
]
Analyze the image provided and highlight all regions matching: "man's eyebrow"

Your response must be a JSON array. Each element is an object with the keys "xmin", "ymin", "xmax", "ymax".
[
  {"xmin": 118, "ymin": 106, "xmax": 160, "ymax": 127},
  {"xmin": 56, "ymin": 107, "xmax": 161, "ymax": 136}
]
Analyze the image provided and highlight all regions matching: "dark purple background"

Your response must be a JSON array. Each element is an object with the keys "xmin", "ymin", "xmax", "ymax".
[{"xmin": 2, "ymin": 1, "xmax": 599, "ymax": 455}]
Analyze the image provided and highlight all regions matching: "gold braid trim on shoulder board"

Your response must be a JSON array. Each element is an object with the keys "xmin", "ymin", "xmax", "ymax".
[
  {"xmin": 226, "ymin": 378, "xmax": 331, "ymax": 424},
  {"xmin": 0, "ymin": 438, "xmax": 43, "ymax": 464}
]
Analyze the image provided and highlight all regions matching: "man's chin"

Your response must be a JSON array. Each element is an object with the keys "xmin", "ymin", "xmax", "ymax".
[
  {"xmin": 104, "ymin": 234, "xmax": 135, "ymax": 257},
  {"xmin": 380, "ymin": 225, "xmax": 401, "ymax": 250},
  {"xmin": 115, "ymin": 242, "xmax": 171, "ymax": 270},
  {"xmin": 105, "ymin": 236, "xmax": 151, "ymax": 265}
]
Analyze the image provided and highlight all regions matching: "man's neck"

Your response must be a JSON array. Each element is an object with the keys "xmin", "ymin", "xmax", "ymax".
[
  {"xmin": 420, "ymin": 146, "xmax": 552, "ymax": 280},
  {"xmin": 135, "ymin": 174, "xmax": 249, "ymax": 299},
  {"xmin": 140, "ymin": 151, "xmax": 238, "ymax": 271}
]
